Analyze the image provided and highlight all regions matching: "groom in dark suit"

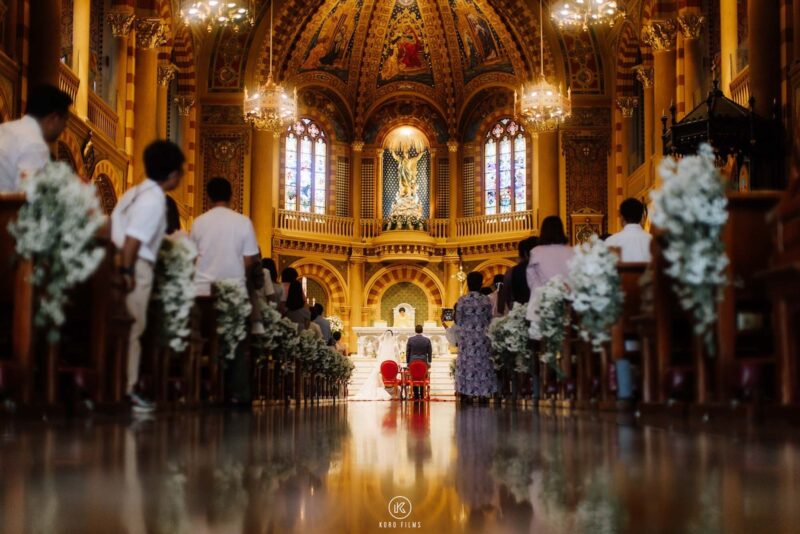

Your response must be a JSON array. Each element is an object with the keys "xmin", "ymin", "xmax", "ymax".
[{"xmin": 406, "ymin": 325, "xmax": 432, "ymax": 400}]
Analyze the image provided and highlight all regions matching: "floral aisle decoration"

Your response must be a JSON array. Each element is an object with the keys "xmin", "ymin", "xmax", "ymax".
[
  {"xmin": 567, "ymin": 236, "xmax": 624, "ymax": 352},
  {"xmin": 488, "ymin": 304, "xmax": 531, "ymax": 374},
  {"xmin": 530, "ymin": 276, "xmax": 571, "ymax": 369},
  {"xmin": 152, "ymin": 238, "xmax": 197, "ymax": 352},
  {"xmin": 8, "ymin": 162, "xmax": 106, "ymax": 341},
  {"xmin": 326, "ymin": 315, "xmax": 344, "ymax": 335},
  {"xmin": 650, "ymin": 143, "xmax": 729, "ymax": 350},
  {"xmin": 213, "ymin": 280, "xmax": 252, "ymax": 360}
]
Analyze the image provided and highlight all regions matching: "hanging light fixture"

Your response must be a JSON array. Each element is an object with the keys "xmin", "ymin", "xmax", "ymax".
[
  {"xmin": 243, "ymin": 1, "xmax": 297, "ymax": 132},
  {"xmin": 551, "ymin": 0, "xmax": 624, "ymax": 31},
  {"xmin": 181, "ymin": 0, "xmax": 253, "ymax": 33},
  {"xmin": 516, "ymin": 0, "xmax": 571, "ymax": 133}
]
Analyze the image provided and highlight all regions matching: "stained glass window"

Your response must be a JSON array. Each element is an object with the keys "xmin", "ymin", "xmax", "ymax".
[
  {"xmin": 284, "ymin": 118, "xmax": 327, "ymax": 214},
  {"xmin": 484, "ymin": 119, "xmax": 527, "ymax": 215}
]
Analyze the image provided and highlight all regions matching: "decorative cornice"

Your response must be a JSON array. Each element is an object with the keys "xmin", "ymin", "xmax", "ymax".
[
  {"xmin": 677, "ymin": 14, "xmax": 705, "ymax": 40},
  {"xmin": 632, "ymin": 65, "xmax": 654, "ymax": 88},
  {"xmin": 642, "ymin": 19, "xmax": 678, "ymax": 52},
  {"xmin": 616, "ymin": 97, "xmax": 639, "ymax": 118},
  {"xmin": 136, "ymin": 18, "xmax": 166, "ymax": 49},
  {"xmin": 106, "ymin": 9, "xmax": 135, "ymax": 38},
  {"xmin": 447, "ymin": 140, "xmax": 459, "ymax": 153},
  {"xmin": 173, "ymin": 95, "xmax": 195, "ymax": 117},
  {"xmin": 352, "ymin": 141, "xmax": 364, "ymax": 153},
  {"xmin": 157, "ymin": 63, "xmax": 178, "ymax": 86}
]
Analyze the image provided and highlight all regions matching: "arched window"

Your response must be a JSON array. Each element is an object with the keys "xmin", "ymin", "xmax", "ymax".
[
  {"xmin": 285, "ymin": 118, "xmax": 327, "ymax": 214},
  {"xmin": 484, "ymin": 118, "xmax": 527, "ymax": 215}
]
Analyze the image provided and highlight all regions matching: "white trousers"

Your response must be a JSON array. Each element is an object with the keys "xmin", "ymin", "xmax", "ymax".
[{"xmin": 125, "ymin": 259, "xmax": 154, "ymax": 394}]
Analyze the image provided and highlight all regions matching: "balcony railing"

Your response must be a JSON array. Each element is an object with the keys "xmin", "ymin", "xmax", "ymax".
[
  {"xmin": 277, "ymin": 210, "xmax": 354, "ymax": 237},
  {"xmin": 58, "ymin": 62, "xmax": 80, "ymax": 103},
  {"xmin": 456, "ymin": 210, "xmax": 537, "ymax": 238},
  {"xmin": 88, "ymin": 91, "xmax": 118, "ymax": 142},
  {"xmin": 729, "ymin": 65, "xmax": 750, "ymax": 108},
  {"xmin": 429, "ymin": 218, "xmax": 449, "ymax": 239}
]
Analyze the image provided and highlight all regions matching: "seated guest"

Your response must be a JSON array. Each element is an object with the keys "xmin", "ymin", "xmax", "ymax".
[
  {"xmin": 406, "ymin": 325, "xmax": 433, "ymax": 400},
  {"xmin": 332, "ymin": 331, "xmax": 347, "ymax": 356},
  {"xmin": 526, "ymin": 216, "xmax": 574, "ymax": 322},
  {"xmin": 165, "ymin": 195, "xmax": 188, "ymax": 240},
  {"xmin": 261, "ymin": 258, "xmax": 282, "ymax": 308},
  {"xmin": 111, "ymin": 140, "xmax": 185, "ymax": 412},
  {"xmin": 0, "ymin": 85, "xmax": 72, "ymax": 191},
  {"xmin": 308, "ymin": 307, "xmax": 324, "ymax": 339},
  {"xmin": 190, "ymin": 177, "xmax": 260, "ymax": 406},
  {"xmin": 312, "ymin": 303, "xmax": 332, "ymax": 344},
  {"xmin": 503, "ymin": 236, "xmax": 538, "ymax": 311},
  {"xmin": 283, "ymin": 267, "xmax": 309, "ymax": 331},
  {"xmin": 605, "ymin": 198, "xmax": 652, "ymax": 262},
  {"xmin": 455, "ymin": 272, "xmax": 497, "ymax": 403}
]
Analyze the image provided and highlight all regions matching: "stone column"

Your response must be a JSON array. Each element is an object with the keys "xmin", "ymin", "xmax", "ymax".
[
  {"xmin": 28, "ymin": 0, "xmax": 62, "ymax": 88},
  {"xmin": 349, "ymin": 251, "xmax": 365, "ymax": 347},
  {"xmin": 351, "ymin": 141, "xmax": 363, "ymax": 239},
  {"xmin": 106, "ymin": 8, "xmax": 135, "ymax": 148},
  {"xmin": 251, "ymin": 129, "xmax": 281, "ymax": 256},
  {"xmin": 444, "ymin": 255, "xmax": 460, "ymax": 308},
  {"xmin": 748, "ymin": 0, "xmax": 781, "ymax": 116},
  {"xmin": 633, "ymin": 65, "xmax": 654, "ymax": 164},
  {"xmin": 678, "ymin": 14, "xmax": 705, "ymax": 112},
  {"xmin": 72, "ymin": 0, "xmax": 90, "ymax": 117},
  {"xmin": 447, "ymin": 140, "xmax": 459, "ymax": 238},
  {"xmin": 616, "ymin": 96, "xmax": 638, "ymax": 225},
  {"xmin": 132, "ymin": 18, "xmax": 164, "ymax": 182},
  {"xmin": 719, "ymin": 0, "xmax": 737, "ymax": 97},
  {"xmin": 643, "ymin": 20, "xmax": 677, "ymax": 163},
  {"xmin": 429, "ymin": 148, "xmax": 437, "ymax": 220},
  {"xmin": 174, "ymin": 95, "xmax": 195, "ymax": 218},
  {"xmin": 156, "ymin": 63, "xmax": 177, "ymax": 139},
  {"xmin": 535, "ymin": 131, "xmax": 559, "ymax": 220}
]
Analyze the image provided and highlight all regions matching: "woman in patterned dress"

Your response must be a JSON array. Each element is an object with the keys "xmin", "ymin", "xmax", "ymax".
[{"xmin": 455, "ymin": 271, "xmax": 498, "ymax": 402}]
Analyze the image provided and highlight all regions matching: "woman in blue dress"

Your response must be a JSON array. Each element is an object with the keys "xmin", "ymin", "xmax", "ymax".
[{"xmin": 455, "ymin": 271, "xmax": 498, "ymax": 402}]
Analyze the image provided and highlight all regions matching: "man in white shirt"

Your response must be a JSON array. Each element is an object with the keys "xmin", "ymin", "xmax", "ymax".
[
  {"xmin": 0, "ymin": 85, "xmax": 72, "ymax": 191},
  {"xmin": 111, "ymin": 140, "xmax": 185, "ymax": 412},
  {"xmin": 191, "ymin": 177, "xmax": 259, "ymax": 405},
  {"xmin": 606, "ymin": 198, "xmax": 653, "ymax": 263}
]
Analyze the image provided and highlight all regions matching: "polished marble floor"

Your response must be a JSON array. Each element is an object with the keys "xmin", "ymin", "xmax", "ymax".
[{"xmin": 1, "ymin": 403, "xmax": 799, "ymax": 533}]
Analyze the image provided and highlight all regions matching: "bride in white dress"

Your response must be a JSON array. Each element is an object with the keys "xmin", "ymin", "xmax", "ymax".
[{"xmin": 352, "ymin": 331, "xmax": 398, "ymax": 401}]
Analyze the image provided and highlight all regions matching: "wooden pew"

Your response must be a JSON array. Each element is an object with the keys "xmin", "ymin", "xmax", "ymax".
[{"xmin": 0, "ymin": 193, "xmax": 34, "ymax": 409}]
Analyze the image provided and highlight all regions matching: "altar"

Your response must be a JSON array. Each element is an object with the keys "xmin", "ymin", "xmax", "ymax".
[{"xmin": 352, "ymin": 324, "xmax": 451, "ymax": 359}]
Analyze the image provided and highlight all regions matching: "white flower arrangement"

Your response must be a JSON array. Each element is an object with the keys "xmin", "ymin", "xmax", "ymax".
[
  {"xmin": 488, "ymin": 303, "xmax": 531, "ymax": 373},
  {"xmin": 530, "ymin": 276, "xmax": 571, "ymax": 366},
  {"xmin": 326, "ymin": 315, "xmax": 344, "ymax": 334},
  {"xmin": 8, "ymin": 162, "xmax": 106, "ymax": 341},
  {"xmin": 213, "ymin": 280, "xmax": 252, "ymax": 360},
  {"xmin": 152, "ymin": 237, "xmax": 197, "ymax": 352},
  {"xmin": 651, "ymin": 143, "xmax": 729, "ymax": 349},
  {"xmin": 567, "ymin": 236, "xmax": 624, "ymax": 352}
]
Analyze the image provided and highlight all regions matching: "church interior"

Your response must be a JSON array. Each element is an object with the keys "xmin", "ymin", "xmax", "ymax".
[{"xmin": 1, "ymin": 0, "xmax": 800, "ymax": 531}]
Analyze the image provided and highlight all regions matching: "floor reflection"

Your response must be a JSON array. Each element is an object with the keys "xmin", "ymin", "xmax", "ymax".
[{"xmin": 1, "ymin": 404, "xmax": 799, "ymax": 533}]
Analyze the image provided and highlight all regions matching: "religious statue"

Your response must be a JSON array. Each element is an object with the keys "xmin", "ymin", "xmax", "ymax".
[{"xmin": 390, "ymin": 149, "xmax": 424, "ymax": 198}]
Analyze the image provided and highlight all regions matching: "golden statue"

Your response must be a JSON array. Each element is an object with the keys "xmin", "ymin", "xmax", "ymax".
[{"xmin": 390, "ymin": 149, "xmax": 424, "ymax": 198}]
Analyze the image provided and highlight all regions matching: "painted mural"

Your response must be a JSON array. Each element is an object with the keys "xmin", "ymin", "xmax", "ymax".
[
  {"xmin": 301, "ymin": 0, "xmax": 364, "ymax": 82},
  {"xmin": 557, "ymin": 29, "xmax": 604, "ymax": 95},
  {"xmin": 377, "ymin": 0, "xmax": 434, "ymax": 86},
  {"xmin": 449, "ymin": 0, "xmax": 513, "ymax": 83}
]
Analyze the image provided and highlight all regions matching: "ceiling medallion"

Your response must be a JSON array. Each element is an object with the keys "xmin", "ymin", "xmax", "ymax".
[
  {"xmin": 516, "ymin": 0, "xmax": 571, "ymax": 133},
  {"xmin": 551, "ymin": 0, "xmax": 624, "ymax": 31},
  {"xmin": 180, "ymin": 0, "xmax": 253, "ymax": 33},
  {"xmin": 243, "ymin": 1, "xmax": 297, "ymax": 132}
]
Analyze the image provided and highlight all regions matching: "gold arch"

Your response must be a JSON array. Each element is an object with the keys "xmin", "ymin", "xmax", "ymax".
[
  {"xmin": 57, "ymin": 130, "xmax": 85, "ymax": 179},
  {"xmin": 365, "ymin": 265, "xmax": 445, "ymax": 322},
  {"xmin": 92, "ymin": 159, "xmax": 124, "ymax": 197},
  {"xmin": 473, "ymin": 258, "xmax": 516, "ymax": 286},
  {"xmin": 288, "ymin": 259, "xmax": 349, "ymax": 316}
]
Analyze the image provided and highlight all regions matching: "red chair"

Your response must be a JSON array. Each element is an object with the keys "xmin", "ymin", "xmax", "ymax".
[
  {"xmin": 380, "ymin": 360, "xmax": 401, "ymax": 399},
  {"xmin": 407, "ymin": 360, "xmax": 430, "ymax": 401}
]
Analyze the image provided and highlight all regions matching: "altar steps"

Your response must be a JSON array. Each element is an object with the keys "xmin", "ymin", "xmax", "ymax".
[{"xmin": 347, "ymin": 357, "xmax": 456, "ymax": 400}]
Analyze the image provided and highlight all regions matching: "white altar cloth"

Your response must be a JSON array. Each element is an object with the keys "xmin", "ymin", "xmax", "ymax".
[{"xmin": 352, "ymin": 326, "xmax": 451, "ymax": 359}]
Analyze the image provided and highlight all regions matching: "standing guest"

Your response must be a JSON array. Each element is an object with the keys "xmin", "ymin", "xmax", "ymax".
[
  {"xmin": 332, "ymin": 331, "xmax": 347, "ymax": 356},
  {"xmin": 111, "ymin": 140, "xmax": 184, "ymax": 412},
  {"xmin": 190, "ymin": 177, "xmax": 260, "ymax": 406},
  {"xmin": 455, "ymin": 271, "xmax": 497, "ymax": 403},
  {"xmin": 165, "ymin": 195, "xmax": 188, "ymax": 240},
  {"xmin": 308, "ymin": 307, "xmax": 324, "ymax": 339},
  {"xmin": 0, "ymin": 85, "xmax": 72, "ymax": 192},
  {"xmin": 283, "ymin": 267, "xmax": 309, "ymax": 331},
  {"xmin": 312, "ymin": 303, "xmax": 332, "ymax": 344},
  {"xmin": 261, "ymin": 258, "xmax": 282, "ymax": 308},
  {"xmin": 526, "ymin": 216, "xmax": 574, "ymax": 322},
  {"xmin": 406, "ymin": 325, "xmax": 433, "ymax": 400},
  {"xmin": 502, "ymin": 237, "xmax": 538, "ymax": 312},
  {"xmin": 605, "ymin": 198, "xmax": 653, "ymax": 262},
  {"xmin": 488, "ymin": 274, "xmax": 506, "ymax": 317}
]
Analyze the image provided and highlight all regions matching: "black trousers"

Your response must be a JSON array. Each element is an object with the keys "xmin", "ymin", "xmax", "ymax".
[{"xmin": 408, "ymin": 358, "xmax": 429, "ymax": 399}]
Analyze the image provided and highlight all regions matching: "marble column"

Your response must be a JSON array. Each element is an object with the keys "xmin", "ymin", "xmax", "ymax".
[
  {"xmin": 678, "ymin": 14, "xmax": 705, "ymax": 112},
  {"xmin": 719, "ymin": 0, "xmax": 737, "ymax": 97},
  {"xmin": 156, "ymin": 63, "xmax": 177, "ymax": 139},
  {"xmin": 748, "ymin": 0, "xmax": 781, "ymax": 116},
  {"xmin": 643, "ymin": 20, "xmax": 677, "ymax": 164},
  {"xmin": 250, "ymin": 129, "xmax": 281, "ymax": 256},
  {"xmin": 72, "ymin": 0, "xmax": 90, "ymax": 117},
  {"xmin": 616, "ymin": 96, "xmax": 638, "ymax": 226},
  {"xmin": 349, "ymin": 252, "xmax": 365, "ymax": 346},
  {"xmin": 106, "ymin": 8, "xmax": 135, "ymax": 148},
  {"xmin": 28, "ymin": 0, "xmax": 62, "ymax": 88},
  {"xmin": 447, "ymin": 140, "xmax": 458, "ymax": 238},
  {"xmin": 444, "ymin": 256, "xmax": 460, "ymax": 308},
  {"xmin": 132, "ymin": 18, "xmax": 164, "ymax": 182},
  {"xmin": 351, "ymin": 141, "xmax": 363, "ymax": 239},
  {"xmin": 633, "ymin": 65, "xmax": 654, "ymax": 166},
  {"xmin": 535, "ymin": 131, "xmax": 559, "ymax": 220},
  {"xmin": 174, "ymin": 95, "xmax": 195, "ymax": 220}
]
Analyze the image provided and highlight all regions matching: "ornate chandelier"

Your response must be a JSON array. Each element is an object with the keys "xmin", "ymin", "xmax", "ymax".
[
  {"xmin": 516, "ymin": 0, "xmax": 571, "ymax": 133},
  {"xmin": 243, "ymin": 1, "xmax": 297, "ymax": 132},
  {"xmin": 551, "ymin": 0, "xmax": 624, "ymax": 30},
  {"xmin": 181, "ymin": 0, "xmax": 253, "ymax": 32}
]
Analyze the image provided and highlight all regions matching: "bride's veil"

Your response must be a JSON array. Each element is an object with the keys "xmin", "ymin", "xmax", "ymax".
[{"xmin": 377, "ymin": 330, "xmax": 396, "ymax": 362}]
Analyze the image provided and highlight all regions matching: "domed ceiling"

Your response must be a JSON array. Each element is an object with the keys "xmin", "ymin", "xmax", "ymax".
[{"xmin": 207, "ymin": 0, "xmax": 606, "ymax": 140}]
